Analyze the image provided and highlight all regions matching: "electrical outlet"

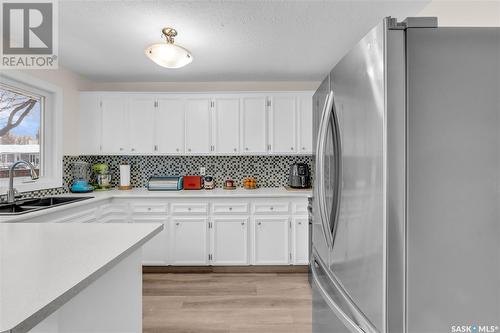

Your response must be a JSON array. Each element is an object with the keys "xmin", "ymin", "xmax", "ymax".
[{"xmin": 200, "ymin": 167, "xmax": 206, "ymax": 176}]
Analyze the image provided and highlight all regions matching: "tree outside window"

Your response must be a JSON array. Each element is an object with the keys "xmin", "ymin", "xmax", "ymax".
[{"xmin": 0, "ymin": 84, "xmax": 42, "ymax": 179}]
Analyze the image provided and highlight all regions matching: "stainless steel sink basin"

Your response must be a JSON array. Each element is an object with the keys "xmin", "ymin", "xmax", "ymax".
[
  {"xmin": 0, "ymin": 204, "xmax": 39, "ymax": 215},
  {"xmin": 21, "ymin": 196, "xmax": 92, "ymax": 207},
  {"xmin": 0, "ymin": 196, "xmax": 93, "ymax": 216}
]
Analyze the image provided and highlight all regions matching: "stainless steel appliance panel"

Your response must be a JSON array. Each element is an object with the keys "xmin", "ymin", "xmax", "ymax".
[
  {"xmin": 328, "ymin": 21, "xmax": 386, "ymax": 332},
  {"xmin": 406, "ymin": 27, "xmax": 500, "ymax": 332}
]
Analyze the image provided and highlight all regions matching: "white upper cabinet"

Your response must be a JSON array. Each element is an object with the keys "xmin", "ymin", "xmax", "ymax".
[
  {"xmin": 297, "ymin": 93, "xmax": 313, "ymax": 153},
  {"xmin": 101, "ymin": 94, "xmax": 129, "ymax": 154},
  {"xmin": 128, "ymin": 95, "xmax": 156, "ymax": 154},
  {"xmin": 79, "ymin": 93, "xmax": 102, "ymax": 155},
  {"xmin": 156, "ymin": 96, "xmax": 185, "ymax": 154},
  {"xmin": 185, "ymin": 98, "xmax": 211, "ymax": 154},
  {"xmin": 213, "ymin": 97, "xmax": 240, "ymax": 154},
  {"xmin": 241, "ymin": 96, "xmax": 268, "ymax": 154},
  {"xmin": 269, "ymin": 95, "xmax": 296, "ymax": 154},
  {"xmin": 79, "ymin": 91, "xmax": 313, "ymax": 156}
]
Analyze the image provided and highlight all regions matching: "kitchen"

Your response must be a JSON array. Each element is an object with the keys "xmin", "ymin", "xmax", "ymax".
[{"xmin": 0, "ymin": 1, "xmax": 499, "ymax": 333}]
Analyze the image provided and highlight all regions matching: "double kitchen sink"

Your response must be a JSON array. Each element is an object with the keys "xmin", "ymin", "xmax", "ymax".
[{"xmin": 0, "ymin": 197, "xmax": 93, "ymax": 216}]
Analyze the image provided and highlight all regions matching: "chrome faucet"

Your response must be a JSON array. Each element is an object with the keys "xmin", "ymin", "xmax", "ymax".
[{"xmin": 6, "ymin": 160, "xmax": 39, "ymax": 203}]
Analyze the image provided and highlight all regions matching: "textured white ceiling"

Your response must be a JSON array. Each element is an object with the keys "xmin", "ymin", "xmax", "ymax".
[{"xmin": 59, "ymin": 0, "xmax": 429, "ymax": 82}]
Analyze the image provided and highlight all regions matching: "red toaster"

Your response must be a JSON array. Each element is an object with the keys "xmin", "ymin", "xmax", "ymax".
[{"xmin": 183, "ymin": 176, "xmax": 204, "ymax": 190}]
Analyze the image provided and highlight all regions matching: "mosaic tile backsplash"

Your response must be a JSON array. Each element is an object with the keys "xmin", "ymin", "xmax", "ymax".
[
  {"xmin": 80, "ymin": 155, "xmax": 313, "ymax": 189},
  {"xmin": 14, "ymin": 155, "xmax": 313, "ymax": 198}
]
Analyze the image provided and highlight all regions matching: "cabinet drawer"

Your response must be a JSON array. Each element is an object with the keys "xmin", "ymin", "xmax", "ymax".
[
  {"xmin": 254, "ymin": 202, "xmax": 290, "ymax": 214},
  {"xmin": 213, "ymin": 202, "xmax": 249, "ymax": 214},
  {"xmin": 172, "ymin": 203, "xmax": 208, "ymax": 215},
  {"xmin": 292, "ymin": 202, "xmax": 308, "ymax": 215},
  {"xmin": 131, "ymin": 203, "xmax": 168, "ymax": 214}
]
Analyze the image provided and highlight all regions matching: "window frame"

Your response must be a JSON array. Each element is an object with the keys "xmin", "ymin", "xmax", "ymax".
[{"xmin": 0, "ymin": 72, "xmax": 63, "ymax": 193}]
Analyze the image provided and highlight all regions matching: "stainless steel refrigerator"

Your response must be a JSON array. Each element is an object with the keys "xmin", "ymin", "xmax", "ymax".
[{"xmin": 311, "ymin": 17, "xmax": 500, "ymax": 333}]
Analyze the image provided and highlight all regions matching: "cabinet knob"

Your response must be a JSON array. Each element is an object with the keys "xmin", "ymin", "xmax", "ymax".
[
  {"xmin": 147, "ymin": 207, "xmax": 151, "ymax": 211},
  {"xmin": 291, "ymin": 147, "xmax": 294, "ymax": 150},
  {"xmin": 302, "ymin": 147, "xmax": 306, "ymax": 150},
  {"xmin": 233, "ymin": 148, "xmax": 237, "ymax": 152},
  {"xmin": 241, "ymin": 222, "xmax": 245, "ymax": 226},
  {"xmin": 298, "ymin": 222, "xmax": 302, "ymax": 225},
  {"xmin": 176, "ymin": 222, "xmax": 180, "ymax": 226},
  {"xmin": 176, "ymin": 148, "xmax": 180, "ymax": 152},
  {"xmin": 188, "ymin": 207, "xmax": 192, "ymax": 211},
  {"xmin": 229, "ymin": 207, "xmax": 233, "ymax": 211},
  {"xmin": 245, "ymin": 147, "xmax": 249, "ymax": 151},
  {"xmin": 188, "ymin": 148, "xmax": 192, "ymax": 152},
  {"xmin": 119, "ymin": 147, "xmax": 124, "ymax": 151},
  {"xmin": 270, "ymin": 206, "xmax": 274, "ymax": 211},
  {"xmin": 131, "ymin": 148, "xmax": 135, "ymax": 151},
  {"xmin": 257, "ymin": 222, "xmax": 261, "ymax": 226}
]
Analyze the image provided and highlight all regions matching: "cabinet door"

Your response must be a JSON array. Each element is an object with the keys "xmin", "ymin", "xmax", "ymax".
[
  {"xmin": 128, "ymin": 95, "xmax": 155, "ymax": 154},
  {"xmin": 253, "ymin": 217, "xmax": 289, "ymax": 265},
  {"xmin": 293, "ymin": 216, "xmax": 309, "ymax": 264},
  {"xmin": 211, "ymin": 217, "xmax": 248, "ymax": 265},
  {"xmin": 132, "ymin": 217, "xmax": 168, "ymax": 265},
  {"xmin": 185, "ymin": 98, "xmax": 211, "ymax": 154},
  {"xmin": 79, "ymin": 93, "xmax": 102, "ymax": 155},
  {"xmin": 241, "ymin": 96, "xmax": 268, "ymax": 154},
  {"xmin": 156, "ymin": 97, "xmax": 185, "ymax": 154},
  {"xmin": 213, "ymin": 97, "xmax": 240, "ymax": 154},
  {"xmin": 297, "ymin": 93, "xmax": 313, "ymax": 153},
  {"xmin": 269, "ymin": 95, "xmax": 296, "ymax": 154},
  {"xmin": 101, "ymin": 94, "xmax": 129, "ymax": 154},
  {"xmin": 171, "ymin": 217, "xmax": 208, "ymax": 265}
]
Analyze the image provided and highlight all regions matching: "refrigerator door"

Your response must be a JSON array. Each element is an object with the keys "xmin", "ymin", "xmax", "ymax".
[
  {"xmin": 406, "ymin": 27, "xmax": 500, "ymax": 332},
  {"xmin": 326, "ymin": 20, "xmax": 387, "ymax": 332}
]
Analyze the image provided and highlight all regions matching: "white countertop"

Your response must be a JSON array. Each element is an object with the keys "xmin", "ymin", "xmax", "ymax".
[
  {"xmin": 0, "ymin": 222, "xmax": 162, "ymax": 333},
  {"xmin": 1, "ymin": 187, "xmax": 312, "ymax": 223},
  {"xmin": 93, "ymin": 187, "xmax": 312, "ymax": 198}
]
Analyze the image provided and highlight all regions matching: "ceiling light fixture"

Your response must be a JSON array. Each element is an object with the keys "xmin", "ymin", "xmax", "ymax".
[{"xmin": 145, "ymin": 27, "xmax": 193, "ymax": 69}]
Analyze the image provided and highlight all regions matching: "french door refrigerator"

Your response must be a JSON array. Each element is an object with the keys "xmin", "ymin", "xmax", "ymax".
[{"xmin": 311, "ymin": 17, "xmax": 500, "ymax": 333}]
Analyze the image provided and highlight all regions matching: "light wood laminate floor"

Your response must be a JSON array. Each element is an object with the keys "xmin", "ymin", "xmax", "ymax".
[{"xmin": 143, "ymin": 273, "xmax": 312, "ymax": 333}]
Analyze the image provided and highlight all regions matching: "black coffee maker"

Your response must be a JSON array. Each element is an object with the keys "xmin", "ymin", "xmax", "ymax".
[{"xmin": 288, "ymin": 163, "xmax": 311, "ymax": 188}]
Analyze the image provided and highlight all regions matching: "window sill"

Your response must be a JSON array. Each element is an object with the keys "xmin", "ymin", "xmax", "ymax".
[{"xmin": 0, "ymin": 178, "xmax": 63, "ymax": 194}]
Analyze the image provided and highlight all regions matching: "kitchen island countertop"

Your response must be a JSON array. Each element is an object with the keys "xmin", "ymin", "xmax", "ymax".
[{"xmin": 0, "ymin": 222, "xmax": 162, "ymax": 333}]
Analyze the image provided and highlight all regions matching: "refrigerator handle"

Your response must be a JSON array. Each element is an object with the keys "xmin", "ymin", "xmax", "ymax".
[
  {"xmin": 311, "ymin": 253, "xmax": 380, "ymax": 333},
  {"xmin": 330, "ymin": 93, "xmax": 343, "ymax": 248},
  {"xmin": 315, "ymin": 91, "xmax": 335, "ymax": 247}
]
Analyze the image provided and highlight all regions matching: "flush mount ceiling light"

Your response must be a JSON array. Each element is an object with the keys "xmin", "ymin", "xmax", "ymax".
[{"xmin": 145, "ymin": 27, "xmax": 193, "ymax": 69}]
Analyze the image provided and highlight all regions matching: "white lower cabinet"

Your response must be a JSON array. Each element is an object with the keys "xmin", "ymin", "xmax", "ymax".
[
  {"xmin": 253, "ymin": 216, "xmax": 290, "ymax": 265},
  {"xmin": 292, "ymin": 216, "xmax": 309, "ymax": 264},
  {"xmin": 210, "ymin": 217, "xmax": 249, "ymax": 265},
  {"xmin": 132, "ymin": 217, "xmax": 168, "ymax": 265},
  {"xmin": 22, "ymin": 196, "xmax": 309, "ymax": 266},
  {"xmin": 170, "ymin": 217, "xmax": 208, "ymax": 265}
]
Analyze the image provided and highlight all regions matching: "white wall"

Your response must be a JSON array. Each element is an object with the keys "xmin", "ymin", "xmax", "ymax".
[
  {"xmin": 21, "ymin": 67, "xmax": 90, "ymax": 156},
  {"xmin": 419, "ymin": 0, "xmax": 500, "ymax": 26}
]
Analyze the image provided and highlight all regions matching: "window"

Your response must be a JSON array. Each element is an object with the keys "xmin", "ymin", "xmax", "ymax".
[
  {"xmin": 0, "ymin": 73, "xmax": 62, "ymax": 193},
  {"xmin": 0, "ymin": 84, "xmax": 43, "ymax": 180}
]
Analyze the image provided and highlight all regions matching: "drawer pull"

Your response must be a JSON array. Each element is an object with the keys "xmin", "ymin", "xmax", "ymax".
[
  {"xmin": 241, "ymin": 222, "xmax": 245, "ymax": 226},
  {"xmin": 188, "ymin": 207, "xmax": 192, "ymax": 211},
  {"xmin": 147, "ymin": 207, "xmax": 151, "ymax": 211},
  {"xmin": 257, "ymin": 222, "xmax": 262, "ymax": 226},
  {"xmin": 298, "ymin": 222, "xmax": 302, "ymax": 225},
  {"xmin": 176, "ymin": 222, "xmax": 180, "ymax": 226},
  {"xmin": 270, "ymin": 207, "xmax": 274, "ymax": 211},
  {"xmin": 229, "ymin": 207, "xmax": 233, "ymax": 211}
]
